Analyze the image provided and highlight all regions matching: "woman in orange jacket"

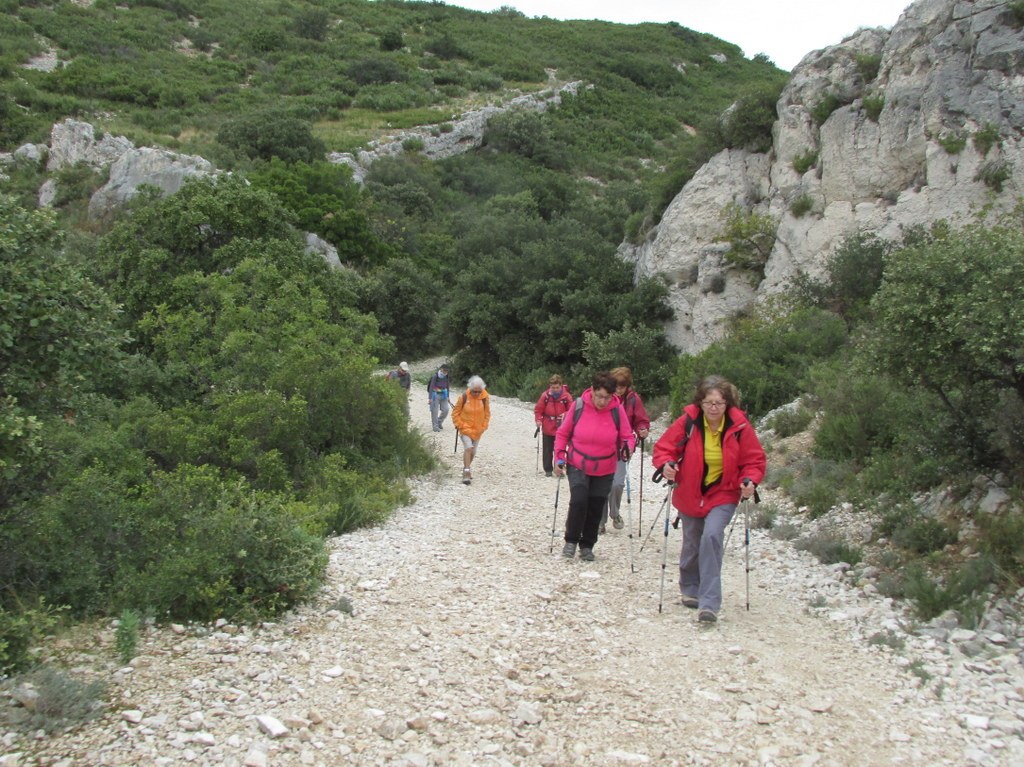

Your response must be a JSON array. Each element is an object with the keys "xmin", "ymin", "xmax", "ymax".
[{"xmin": 451, "ymin": 375, "xmax": 491, "ymax": 485}]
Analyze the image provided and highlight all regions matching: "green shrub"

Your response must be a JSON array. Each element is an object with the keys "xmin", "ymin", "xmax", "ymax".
[
  {"xmin": 855, "ymin": 53, "xmax": 882, "ymax": 83},
  {"xmin": 976, "ymin": 511, "xmax": 1024, "ymax": 586},
  {"xmin": 795, "ymin": 533, "xmax": 862, "ymax": 566},
  {"xmin": 863, "ymin": 93, "xmax": 884, "ymax": 122},
  {"xmin": 716, "ymin": 202, "xmax": 777, "ymax": 272},
  {"xmin": 0, "ymin": 600, "xmax": 65, "ymax": 675},
  {"xmin": 402, "ymin": 136, "xmax": 425, "ymax": 152},
  {"xmin": 892, "ymin": 518, "xmax": 958, "ymax": 555},
  {"xmin": 1011, "ymin": 1, "xmax": 1024, "ymax": 28},
  {"xmin": 789, "ymin": 194, "xmax": 813, "ymax": 218},
  {"xmin": 791, "ymin": 150, "xmax": 818, "ymax": 175},
  {"xmin": 937, "ymin": 132, "xmax": 966, "ymax": 154},
  {"xmin": 973, "ymin": 123, "xmax": 1001, "ymax": 157},
  {"xmin": 789, "ymin": 458, "xmax": 853, "ymax": 518},
  {"xmin": 902, "ymin": 558, "xmax": 993, "ymax": 625},
  {"xmin": 379, "ymin": 29, "xmax": 404, "ymax": 52},
  {"xmin": 810, "ymin": 93, "xmax": 847, "ymax": 126},
  {"xmin": 765, "ymin": 404, "xmax": 814, "ymax": 437},
  {"xmin": 975, "ymin": 159, "xmax": 1011, "ymax": 192},
  {"xmin": 769, "ymin": 521, "xmax": 800, "ymax": 541},
  {"xmin": 115, "ymin": 609, "xmax": 141, "ymax": 665}
]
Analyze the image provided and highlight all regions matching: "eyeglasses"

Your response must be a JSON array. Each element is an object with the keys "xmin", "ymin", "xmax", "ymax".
[
  {"xmin": 470, "ymin": 390, "xmax": 483, "ymax": 395},
  {"xmin": 701, "ymin": 400, "xmax": 727, "ymax": 409}
]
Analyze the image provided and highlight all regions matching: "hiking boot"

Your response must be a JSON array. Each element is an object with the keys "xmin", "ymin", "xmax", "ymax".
[
  {"xmin": 562, "ymin": 542, "xmax": 577, "ymax": 558},
  {"xmin": 545, "ymin": 471, "xmax": 553, "ymax": 477},
  {"xmin": 698, "ymin": 609, "xmax": 717, "ymax": 623},
  {"xmin": 462, "ymin": 468, "xmax": 472, "ymax": 485},
  {"xmin": 680, "ymin": 595, "xmax": 698, "ymax": 609},
  {"xmin": 579, "ymin": 548, "xmax": 595, "ymax": 562},
  {"xmin": 612, "ymin": 515, "xmax": 624, "ymax": 530}
]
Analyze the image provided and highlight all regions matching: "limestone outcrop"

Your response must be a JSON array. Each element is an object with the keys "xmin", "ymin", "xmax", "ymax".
[{"xmin": 625, "ymin": 0, "xmax": 1024, "ymax": 353}]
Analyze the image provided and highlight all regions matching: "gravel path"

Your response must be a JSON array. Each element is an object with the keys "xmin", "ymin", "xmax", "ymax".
[{"xmin": 5, "ymin": 386, "xmax": 1015, "ymax": 767}]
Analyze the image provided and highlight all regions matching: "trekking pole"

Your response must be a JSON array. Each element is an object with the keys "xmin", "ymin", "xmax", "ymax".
[
  {"xmin": 454, "ymin": 428, "xmax": 459, "ymax": 455},
  {"xmin": 549, "ymin": 473, "xmax": 563, "ymax": 554},
  {"xmin": 657, "ymin": 485, "xmax": 676, "ymax": 613},
  {"xmin": 625, "ymin": 464, "xmax": 636, "ymax": 574},
  {"xmin": 534, "ymin": 425, "xmax": 540, "ymax": 474},
  {"xmin": 638, "ymin": 491, "xmax": 668, "ymax": 554},
  {"xmin": 637, "ymin": 437, "xmax": 645, "ymax": 536},
  {"xmin": 743, "ymin": 492, "xmax": 751, "ymax": 611}
]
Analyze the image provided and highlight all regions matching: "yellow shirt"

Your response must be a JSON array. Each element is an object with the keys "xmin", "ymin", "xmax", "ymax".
[{"xmin": 703, "ymin": 415, "xmax": 724, "ymax": 486}]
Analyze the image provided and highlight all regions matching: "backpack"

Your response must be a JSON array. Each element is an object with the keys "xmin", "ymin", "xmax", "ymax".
[
  {"xmin": 562, "ymin": 396, "xmax": 626, "ymax": 468},
  {"xmin": 457, "ymin": 392, "xmax": 490, "ymax": 414}
]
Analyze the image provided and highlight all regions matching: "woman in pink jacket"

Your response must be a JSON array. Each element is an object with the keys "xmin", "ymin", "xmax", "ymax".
[
  {"xmin": 653, "ymin": 375, "xmax": 765, "ymax": 623},
  {"xmin": 553, "ymin": 372, "xmax": 636, "ymax": 561}
]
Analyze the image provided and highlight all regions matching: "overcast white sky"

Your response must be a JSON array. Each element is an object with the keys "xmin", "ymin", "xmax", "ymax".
[{"xmin": 446, "ymin": 1, "xmax": 912, "ymax": 71}]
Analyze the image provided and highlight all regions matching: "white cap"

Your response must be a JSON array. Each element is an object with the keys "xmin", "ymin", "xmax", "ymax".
[{"xmin": 399, "ymin": 361, "xmax": 409, "ymax": 372}]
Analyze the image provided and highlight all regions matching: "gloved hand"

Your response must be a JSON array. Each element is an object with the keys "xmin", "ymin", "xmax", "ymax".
[{"xmin": 618, "ymin": 444, "xmax": 631, "ymax": 462}]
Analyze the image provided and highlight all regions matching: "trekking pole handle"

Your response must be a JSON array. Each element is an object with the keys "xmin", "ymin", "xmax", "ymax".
[{"xmin": 534, "ymin": 425, "xmax": 540, "ymax": 438}]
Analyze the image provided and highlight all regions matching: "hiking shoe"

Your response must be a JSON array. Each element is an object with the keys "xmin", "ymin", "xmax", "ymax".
[
  {"xmin": 599, "ymin": 524, "xmax": 606, "ymax": 534},
  {"xmin": 462, "ymin": 468, "xmax": 472, "ymax": 485},
  {"xmin": 545, "ymin": 471, "xmax": 553, "ymax": 477},
  {"xmin": 697, "ymin": 609, "xmax": 717, "ymax": 624},
  {"xmin": 680, "ymin": 595, "xmax": 698, "ymax": 609},
  {"xmin": 612, "ymin": 516, "xmax": 624, "ymax": 530},
  {"xmin": 579, "ymin": 548, "xmax": 595, "ymax": 562},
  {"xmin": 562, "ymin": 542, "xmax": 577, "ymax": 558}
]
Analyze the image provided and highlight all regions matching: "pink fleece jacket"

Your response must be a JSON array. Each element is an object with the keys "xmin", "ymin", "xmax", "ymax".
[{"xmin": 553, "ymin": 388, "xmax": 636, "ymax": 476}]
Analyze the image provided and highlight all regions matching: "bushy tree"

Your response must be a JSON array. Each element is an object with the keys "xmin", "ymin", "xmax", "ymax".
[
  {"xmin": 870, "ymin": 221, "xmax": 1024, "ymax": 473},
  {"xmin": 217, "ymin": 111, "xmax": 325, "ymax": 164}
]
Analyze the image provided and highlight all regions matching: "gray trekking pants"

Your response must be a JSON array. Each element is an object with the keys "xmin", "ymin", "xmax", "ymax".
[
  {"xmin": 677, "ymin": 503, "xmax": 737, "ymax": 613},
  {"xmin": 602, "ymin": 459, "xmax": 628, "ymax": 524},
  {"xmin": 430, "ymin": 393, "xmax": 450, "ymax": 430}
]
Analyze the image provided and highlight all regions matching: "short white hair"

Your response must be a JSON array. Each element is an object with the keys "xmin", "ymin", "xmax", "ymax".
[{"xmin": 467, "ymin": 375, "xmax": 485, "ymax": 390}]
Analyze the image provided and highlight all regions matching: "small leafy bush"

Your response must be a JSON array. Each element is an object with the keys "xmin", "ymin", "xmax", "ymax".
[
  {"xmin": 863, "ymin": 93, "xmax": 884, "ymax": 122},
  {"xmin": 810, "ymin": 93, "xmax": 847, "ymax": 126},
  {"xmin": 402, "ymin": 136, "xmax": 425, "ymax": 152},
  {"xmin": 868, "ymin": 630, "xmax": 905, "ymax": 650},
  {"xmin": 115, "ymin": 609, "xmax": 141, "ymax": 665},
  {"xmin": 855, "ymin": 53, "xmax": 882, "ymax": 83},
  {"xmin": 1011, "ymin": 1, "xmax": 1024, "ymax": 28},
  {"xmin": 976, "ymin": 511, "xmax": 1024, "ymax": 586},
  {"xmin": 789, "ymin": 458, "xmax": 853, "ymax": 518},
  {"xmin": 791, "ymin": 149, "xmax": 818, "ymax": 175},
  {"xmin": 973, "ymin": 123, "xmax": 1001, "ymax": 157},
  {"xmin": 0, "ymin": 601, "xmax": 64, "ymax": 675},
  {"xmin": 716, "ymin": 202, "xmax": 777, "ymax": 272},
  {"xmin": 765, "ymin": 404, "xmax": 814, "ymax": 438},
  {"xmin": 795, "ymin": 533, "xmax": 862, "ymax": 566},
  {"xmin": 892, "ymin": 518, "xmax": 958, "ymax": 555},
  {"xmin": 975, "ymin": 159, "xmax": 1011, "ymax": 192},
  {"xmin": 902, "ymin": 558, "xmax": 993, "ymax": 625},
  {"xmin": 937, "ymin": 132, "xmax": 966, "ymax": 154},
  {"xmin": 790, "ymin": 194, "xmax": 813, "ymax": 218}
]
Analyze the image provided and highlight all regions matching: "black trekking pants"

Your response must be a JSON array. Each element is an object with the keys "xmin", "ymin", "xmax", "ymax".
[{"xmin": 563, "ymin": 466, "xmax": 613, "ymax": 549}]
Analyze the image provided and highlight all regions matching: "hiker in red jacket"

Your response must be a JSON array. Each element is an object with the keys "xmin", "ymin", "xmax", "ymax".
[
  {"xmin": 653, "ymin": 375, "xmax": 765, "ymax": 623},
  {"xmin": 602, "ymin": 366, "xmax": 650, "ymax": 533},
  {"xmin": 553, "ymin": 372, "xmax": 635, "ymax": 562},
  {"xmin": 534, "ymin": 374, "xmax": 573, "ymax": 477}
]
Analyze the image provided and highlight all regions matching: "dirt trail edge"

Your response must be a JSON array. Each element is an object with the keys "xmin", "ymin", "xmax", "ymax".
[{"xmin": 17, "ymin": 388, "xmax": 995, "ymax": 766}]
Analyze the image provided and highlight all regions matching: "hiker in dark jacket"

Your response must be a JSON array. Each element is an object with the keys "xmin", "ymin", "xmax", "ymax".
[
  {"xmin": 533, "ymin": 375, "xmax": 573, "ymax": 476},
  {"xmin": 427, "ymin": 364, "xmax": 451, "ymax": 432},
  {"xmin": 386, "ymin": 361, "xmax": 411, "ymax": 415}
]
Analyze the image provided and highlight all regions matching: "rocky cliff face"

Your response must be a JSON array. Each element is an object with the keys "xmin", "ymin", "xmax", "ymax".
[{"xmin": 624, "ymin": 0, "xmax": 1024, "ymax": 354}]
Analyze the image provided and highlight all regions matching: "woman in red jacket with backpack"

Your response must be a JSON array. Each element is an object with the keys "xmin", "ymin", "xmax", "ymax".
[
  {"xmin": 653, "ymin": 375, "xmax": 765, "ymax": 623},
  {"xmin": 534, "ymin": 375, "xmax": 573, "ymax": 477}
]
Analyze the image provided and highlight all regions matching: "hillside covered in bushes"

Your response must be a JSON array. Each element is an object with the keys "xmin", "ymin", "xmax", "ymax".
[{"xmin": 1, "ymin": 0, "xmax": 1021, "ymax": 677}]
